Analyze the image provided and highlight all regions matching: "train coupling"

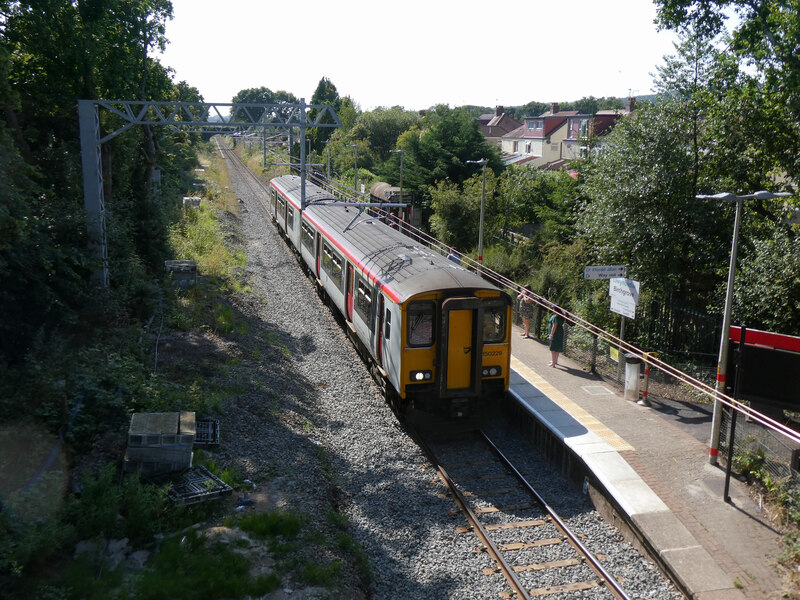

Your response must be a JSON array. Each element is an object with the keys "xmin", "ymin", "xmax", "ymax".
[{"xmin": 450, "ymin": 398, "xmax": 470, "ymax": 419}]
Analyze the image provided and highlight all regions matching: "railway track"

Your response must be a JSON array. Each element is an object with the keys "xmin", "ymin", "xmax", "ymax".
[
  {"xmin": 415, "ymin": 429, "xmax": 634, "ymax": 600},
  {"xmin": 214, "ymin": 138, "xmax": 274, "ymax": 213}
]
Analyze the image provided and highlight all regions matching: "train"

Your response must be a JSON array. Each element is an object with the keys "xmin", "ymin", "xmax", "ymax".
[{"xmin": 267, "ymin": 174, "xmax": 512, "ymax": 418}]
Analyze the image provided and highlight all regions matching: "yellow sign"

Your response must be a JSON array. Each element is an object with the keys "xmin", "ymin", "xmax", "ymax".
[{"xmin": 609, "ymin": 346, "xmax": 619, "ymax": 362}]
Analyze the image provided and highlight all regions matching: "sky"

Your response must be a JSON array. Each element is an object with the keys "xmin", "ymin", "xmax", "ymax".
[{"xmin": 157, "ymin": 0, "xmax": 681, "ymax": 111}]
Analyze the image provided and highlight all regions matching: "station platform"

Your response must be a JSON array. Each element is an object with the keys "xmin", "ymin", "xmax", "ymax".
[{"xmin": 508, "ymin": 325, "xmax": 786, "ymax": 600}]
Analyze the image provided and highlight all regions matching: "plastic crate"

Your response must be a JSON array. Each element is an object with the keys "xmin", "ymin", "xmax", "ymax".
[
  {"xmin": 149, "ymin": 466, "xmax": 232, "ymax": 505},
  {"xmin": 195, "ymin": 419, "xmax": 220, "ymax": 446}
]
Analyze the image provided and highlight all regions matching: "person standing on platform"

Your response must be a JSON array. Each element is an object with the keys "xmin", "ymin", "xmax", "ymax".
[
  {"xmin": 517, "ymin": 285, "xmax": 534, "ymax": 338},
  {"xmin": 548, "ymin": 306, "xmax": 565, "ymax": 367}
]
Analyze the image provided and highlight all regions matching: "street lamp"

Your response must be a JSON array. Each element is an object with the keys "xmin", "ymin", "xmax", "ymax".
[
  {"xmin": 467, "ymin": 159, "xmax": 488, "ymax": 273},
  {"xmin": 348, "ymin": 144, "xmax": 358, "ymax": 195},
  {"xmin": 696, "ymin": 189, "xmax": 792, "ymax": 465},
  {"xmin": 390, "ymin": 149, "xmax": 404, "ymax": 226}
]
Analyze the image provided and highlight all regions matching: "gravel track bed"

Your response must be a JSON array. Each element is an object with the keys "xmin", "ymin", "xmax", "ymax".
[{"xmin": 215, "ymin": 151, "xmax": 684, "ymax": 599}]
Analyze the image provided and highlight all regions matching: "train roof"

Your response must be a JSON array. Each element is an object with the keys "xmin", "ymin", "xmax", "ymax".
[{"xmin": 271, "ymin": 175, "xmax": 507, "ymax": 304}]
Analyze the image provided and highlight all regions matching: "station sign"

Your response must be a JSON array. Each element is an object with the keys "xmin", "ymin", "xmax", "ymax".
[
  {"xmin": 609, "ymin": 278, "xmax": 640, "ymax": 319},
  {"xmin": 584, "ymin": 265, "xmax": 627, "ymax": 280}
]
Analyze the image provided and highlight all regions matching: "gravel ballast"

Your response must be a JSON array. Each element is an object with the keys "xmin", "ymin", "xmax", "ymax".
[{"xmin": 206, "ymin": 151, "xmax": 685, "ymax": 599}]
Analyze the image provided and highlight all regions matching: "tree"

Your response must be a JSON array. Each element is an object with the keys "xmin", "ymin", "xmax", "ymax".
[
  {"xmin": 0, "ymin": 0, "xmax": 207, "ymax": 361},
  {"xmin": 416, "ymin": 105, "xmax": 503, "ymax": 186},
  {"xmin": 654, "ymin": 0, "xmax": 800, "ymax": 182},
  {"xmin": 428, "ymin": 170, "xmax": 499, "ymax": 250},
  {"xmin": 308, "ymin": 77, "xmax": 340, "ymax": 152},
  {"xmin": 733, "ymin": 226, "xmax": 800, "ymax": 334},
  {"xmin": 351, "ymin": 107, "xmax": 421, "ymax": 162},
  {"xmin": 498, "ymin": 167, "xmax": 579, "ymax": 244},
  {"xmin": 231, "ymin": 86, "xmax": 276, "ymax": 123},
  {"xmin": 577, "ymin": 99, "xmax": 728, "ymax": 307}
]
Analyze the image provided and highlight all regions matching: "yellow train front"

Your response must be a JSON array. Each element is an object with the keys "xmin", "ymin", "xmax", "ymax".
[
  {"xmin": 398, "ymin": 289, "xmax": 511, "ymax": 417},
  {"xmin": 268, "ymin": 175, "xmax": 512, "ymax": 419}
]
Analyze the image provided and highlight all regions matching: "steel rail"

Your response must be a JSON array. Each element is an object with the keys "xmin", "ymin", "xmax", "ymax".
[
  {"xmin": 413, "ymin": 430, "xmax": 532, "ymax": 600},
  {"xmin": 480, "ymin": 430, "xmax": 633, "ymax": 600}
]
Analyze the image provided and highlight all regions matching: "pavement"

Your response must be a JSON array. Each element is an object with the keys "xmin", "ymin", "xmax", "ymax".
[{"xmin": 508, "ymin": 325, "xmax": 788, "ymax": 600}]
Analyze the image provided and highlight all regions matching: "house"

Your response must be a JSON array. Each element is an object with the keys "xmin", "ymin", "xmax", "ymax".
[
  {"xmin": 561, "ymin": 97, "xmax": 636, "ymax": 161},
  {"xmin": 500, "ymin": 102, "xmax": 576, "ymax": 168},
  {"xmin": 501, "ymin": 98, "xmax": 636, "ymax": 169},
  {"xmin": 477, "ymin": 106, "xmax": 522, "ymax": 147}
]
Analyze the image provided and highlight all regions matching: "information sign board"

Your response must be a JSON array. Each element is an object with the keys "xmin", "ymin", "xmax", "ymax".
[
  {"xmin": 584, "ymin": 265, "xmax": 627, "ymax": 279},
  {"xmin": 609, "ymin": 278, "xmax": 640, "ymax": 319}
]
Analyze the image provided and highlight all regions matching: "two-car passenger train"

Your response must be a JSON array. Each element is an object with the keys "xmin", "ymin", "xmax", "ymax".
[{"xmin": 267, "ymin": 174, "xmax": 512, "ymax": 418}]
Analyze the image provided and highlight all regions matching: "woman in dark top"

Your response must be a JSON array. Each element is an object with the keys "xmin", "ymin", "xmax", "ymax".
[
  {"xmin": 548, "ymin": 307, "xmax": 565, "ymax": 367},
  {"xmin": 517, "ymin": 285, "xmax": 534, "ymax": 338}
]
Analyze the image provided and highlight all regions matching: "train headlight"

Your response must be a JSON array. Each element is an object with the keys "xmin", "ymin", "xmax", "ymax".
[
  {"xmin": 411, "ymin": 370, "xmax": 433, "ymax": 382},
  {"xmin": 482, "ymin": 366, "xmax": 502, "ymax": 378}
]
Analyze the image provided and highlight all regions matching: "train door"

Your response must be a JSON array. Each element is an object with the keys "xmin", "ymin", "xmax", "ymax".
[
  {"xmin": 315, "ymin": 233, "xmax": 322, "ymax": 277},
  {"xmin": 376, "ymin": 294, "xmax": 385, "ymax": 367},
  {"xmin": 346, "ymin": 265, "xmax": 354, "ymax": 322},
  {"xmin": 439, "ymin": 297, "xmax": 483, "ymax": 397}
]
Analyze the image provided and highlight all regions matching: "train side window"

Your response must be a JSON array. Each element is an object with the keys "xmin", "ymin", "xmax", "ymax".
[
  {"xmin": 287, "ymin": 206, "xmax": 295, "ymax": 231},
  {"xmin": 301, "ymin": 221, "xmax": 314, "ymax": 251},
  {"xmin": 407, "ymin": 301, "xmax": 435, "ymax": 347},
  {"xmin": 277, "ymin": 197, "xmax": 286, "ymax": 219},
  {"xmin": 384, "ymin": 309, "xmax": 391, "ymax": 340},
  {"xmin": 322, "ymin": 243, "xmax": 343, "ymax": 290},
  {"xmin": 355, "ymin": 279, "xmax": 373, "ymax": 321},
  {"xmin": 482, "ymin": 300, "xmax": 507, "ymax": 343}
]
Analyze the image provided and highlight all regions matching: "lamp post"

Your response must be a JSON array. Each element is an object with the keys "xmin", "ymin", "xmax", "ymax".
[
  {"xmin": 348, "ymin": 144, "xmax": 358, "ymax": 196},
  {"xmin": 467, "ymin": 159, "xmax": 488, "ymax": 274},
  {"xmin": 390, "ymin": 148, "xmax": 404, "ymax": 226},
  {"xmin": 696, "ymin": 190, "xmax": 791, "ymax": 465}
]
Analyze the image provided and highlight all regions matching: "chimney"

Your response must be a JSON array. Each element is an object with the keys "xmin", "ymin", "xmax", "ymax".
[
  {"xmin": 551, "ymin": 102, "xmax": 560, "ymax": 114},
  {"xmin": 625, "ymin": 97, "xmax": 636, "ymax": 113},
  {"xmin": 495, "ymin": 105, "xmax": 504, "ymax": 116}
]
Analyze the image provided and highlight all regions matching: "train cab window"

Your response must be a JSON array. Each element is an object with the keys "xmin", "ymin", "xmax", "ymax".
[
  {"xmin": 287, "ymin": 206, "xmax": 295, "ymax": 231},
  {"xmin": 301, "ymin": 222, "xmax": 314, "ymax": 251},
  {"xmin": 322, "ymin": 243, "xmax": 343, "ymax": 290},
  {"xmin": 355, "ymin": 279, "xmax": 373, "ymax": 321},
  {"xmin": 407, "ymin": 301, "xmax": 435, "ymax": 347},
  {"xmin": 270, "ymin": 189, "xmax": 276, "ymax": 212},
  {"xmin": 482, "ymin": 300, "xmax": 507, "ymax": 343}
]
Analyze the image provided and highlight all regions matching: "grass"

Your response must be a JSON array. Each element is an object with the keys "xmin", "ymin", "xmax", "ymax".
[{"xmin": 135, "ymin": 529, "xmax": 280, "ymax": 600}]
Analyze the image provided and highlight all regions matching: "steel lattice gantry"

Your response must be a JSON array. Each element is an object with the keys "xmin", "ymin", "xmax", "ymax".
[{"xmin": 78, "ymin": 99, "xmax": 341, "ymax": 286}]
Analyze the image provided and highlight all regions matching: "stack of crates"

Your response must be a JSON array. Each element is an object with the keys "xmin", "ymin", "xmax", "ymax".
[
  {"xmin": 124, "ymin": 412, "xmax": 195, "ymax": 474},
  {"xmin": 164, "ymin": 260, "xmax": 198, "ymax": 289}
]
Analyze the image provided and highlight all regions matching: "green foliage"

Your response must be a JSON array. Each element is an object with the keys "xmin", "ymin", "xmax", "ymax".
[
  {"xmin": 498, "ymin": 167, "xmax": 579, "ymax": 243},
  {"xmin": 578, "ymin": 99, "xmax": 727, "ymax": 307},
  {"xmin": 309, "ymin": 77, "xmax": 341, "ymax": 152},
  {"xmin": 298, "ymin": 560, "xmax": 342, "ymax": 586},
  {"xmin": 136, "ymin": 529, "xmax": 280, "ymax": 600},
  {"xmin": 328, "ymin": 510, "xmax": 372, "ymax": 585},
  {"xmin": 428, "ymin": 174, "xmax": 496, "ymax": 250},
  {"xmin": 352, "ymin": 106, "xmax": 422, "ymax": 162},
  {"xmin": 655, "ymin": 0, "xmax": 800, "ymax": 182},
  {"xmin": 237, "ymin": 510, "xmax": 304, "ymax": 541},
  {"xmin": 59, "ymin": 465, "xmax": 168, "ymax": 545},
  {"xmin": 733, "ymin": 446, "xmax": 768, "ymax": 485},
  {"xmin": 732, "ymin": 225, "xmax": 800, "ymax": 335}
]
